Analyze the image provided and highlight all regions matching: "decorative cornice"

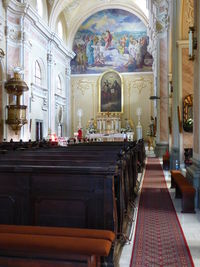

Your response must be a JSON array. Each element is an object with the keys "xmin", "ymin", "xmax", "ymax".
[
  {"xmin": 31, "ymin": 83, "xmax": 48, "ymax": 100},
  {"xmin": 5, "ymin": 0, "xmax": 75, "ymax": 60},
  {"xmin": 55, "ymin": 93, "xmax": 66, "ymax": 108},
  {"xmin": 4, "ymin": 0, "xmax": 28, "ymax": 15}
]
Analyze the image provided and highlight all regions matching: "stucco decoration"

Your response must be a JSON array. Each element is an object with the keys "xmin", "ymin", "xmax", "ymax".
[
  {"xmin": 64, "ymin": 0, "xmax": 80, "ymax": 14},
  {"xmin": 182, "ymin": 0, "xmax": 194, "ymax": 40},
  {"xmin": 71, "ymin": 9, "xmax": 152, "ymax": 74}
]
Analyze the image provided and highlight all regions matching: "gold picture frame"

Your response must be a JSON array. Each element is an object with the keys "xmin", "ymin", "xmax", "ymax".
[{"xmin": 99, "ymin": 70, "xmax": 123, "ymax": 113}]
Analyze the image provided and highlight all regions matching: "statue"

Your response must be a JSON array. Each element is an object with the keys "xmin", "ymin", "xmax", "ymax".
[{"xmin": 86, "ymin": 118, "xmax": 97, "ymax": 134}]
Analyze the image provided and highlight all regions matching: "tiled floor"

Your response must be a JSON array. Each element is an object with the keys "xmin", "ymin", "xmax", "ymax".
[{"xmin": 119, "ymin": 152, "xmax": 200, "ymax": 267}]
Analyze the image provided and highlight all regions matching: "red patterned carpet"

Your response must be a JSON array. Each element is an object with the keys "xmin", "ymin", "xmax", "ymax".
[{"xmin": 130, "ymin": 158, "xmax": 194, "ymax": 267}]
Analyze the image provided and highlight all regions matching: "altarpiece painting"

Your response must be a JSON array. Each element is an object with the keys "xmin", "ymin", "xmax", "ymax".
[{"xmin": 99, "ymin": 70, "xmax": 123, "ymax": 113}]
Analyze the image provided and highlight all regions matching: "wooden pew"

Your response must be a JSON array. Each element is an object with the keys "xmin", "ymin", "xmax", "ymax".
[
  {"xmin": 0, "ymin": 143, "xmax": 137, "ymax": 234},
  {"xmin": 0, "ymin": 141, "xmax": 141, "ymax": 261},
  {"xmin": 171, "ymin": 170, "xmax": 195, "ymax": 213},
  {"xmin": 0, "ymin": 225, "xmax": 115, "ymax": 267}
]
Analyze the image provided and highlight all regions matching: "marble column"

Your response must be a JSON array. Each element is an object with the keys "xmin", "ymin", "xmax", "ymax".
[
  {"xmin": 150, "ymin": 0, "xmax": 170, "ymax": 157},
  {"xmin": 186, "ymin": 0, "xmax": 200, "ymax": 208},
  {"xmin": 170, "ymin": 0, "xmax": 182, "ymax": 169},
  {"xmin": 155, "ymin": 33, "xmax": 169, "ymax": 157}
]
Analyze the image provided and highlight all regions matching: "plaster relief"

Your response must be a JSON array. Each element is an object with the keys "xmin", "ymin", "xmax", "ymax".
[{"xmin": 182, "ymin": 0, "xmax": 194, "ymax": 40}]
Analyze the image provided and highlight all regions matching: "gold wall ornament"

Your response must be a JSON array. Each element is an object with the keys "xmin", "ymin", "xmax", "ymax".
[
  {"xmin": 182, "ymin": 0, "xmax": 194, "ymax": 39},
  {"xmin": 5, "ymin": 71, "xmax": 29, "ymax": 134}
]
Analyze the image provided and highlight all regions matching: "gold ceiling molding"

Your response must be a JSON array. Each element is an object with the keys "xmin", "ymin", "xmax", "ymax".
[{"xmin": 182, "ymin": 0, "xmax": 194, "ymax": 40}]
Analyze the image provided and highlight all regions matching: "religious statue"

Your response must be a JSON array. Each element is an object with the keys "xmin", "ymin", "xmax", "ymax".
[{"xmin": 86, "ymin": 118, "xmax": 97, "ymax": 134}]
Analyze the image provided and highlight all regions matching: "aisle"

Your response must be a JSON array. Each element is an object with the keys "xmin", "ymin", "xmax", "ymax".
[{"xmin": 130, "ymin": 157, "xmax": 194, "ymax": 267}]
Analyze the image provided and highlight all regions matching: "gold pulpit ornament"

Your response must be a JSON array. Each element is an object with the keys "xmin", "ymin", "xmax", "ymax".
[{"xmin": 5, "ymin": 71, "xmax": 29, "ymax": 134}]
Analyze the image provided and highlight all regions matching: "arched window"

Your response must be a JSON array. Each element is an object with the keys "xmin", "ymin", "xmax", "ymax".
[
  {"xmin": 37, "ymin": 0, "xmax": 43, "ymax": 17},
  {"xmin": 57, "ymin": 75, "xmax": 62, "ymax": 94},
  {"xmin": 35, "ymin": 60, "xmax": 42, "ymax": 86},
  {"xmin": 57, "ymin": 21, "xmax": 63, "ymax": 39}
]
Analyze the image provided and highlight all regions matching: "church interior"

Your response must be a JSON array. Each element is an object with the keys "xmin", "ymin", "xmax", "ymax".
[{"xmin": 0, "ymin": 0, "xmax": 200, "ymax": 266}]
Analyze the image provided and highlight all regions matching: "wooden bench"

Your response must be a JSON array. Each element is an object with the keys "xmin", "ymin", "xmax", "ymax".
[
  {"xmin": 0, "ymin": 225, "xmax": 115, "ymax": 267},
  {"xmin": 171, "ymin": 170, "xmax": 195, "ymax": 213},
  {"xmin": 0, "ymin": 145, "xmax": 136, "ymax": 234},
  {"xmin": 0, "ymin": 142, "xmax": 139, "ymax": 263}
]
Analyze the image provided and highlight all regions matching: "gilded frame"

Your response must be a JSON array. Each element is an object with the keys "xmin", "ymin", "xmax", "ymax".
[{"xmin": 99, "ymin": 70, "xmax": 123, "ymax": 113}]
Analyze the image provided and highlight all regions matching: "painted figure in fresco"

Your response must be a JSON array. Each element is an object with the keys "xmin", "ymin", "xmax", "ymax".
[
  {"xmin": 128, "ymin": 36, "xmax": 136, "ymax": 58},
  {"xmin": 124, "ymin": 55, "xmax": 137, "ymax": 72},
  {"xmin": 119, "ymin": 35, "xmax": 127, "ymax": 54},
  {"xmin": 104, "ymin": 30, "xmax": 112, "ymax": 49},
  {"xmin": 94, "ymin": 42, "xmax": 105, "ymax": 66},
  {"xmin": 71, "ymin": 9, "xmax": 153, "ymax": 74},
  {"xmin": 86, "ymin": 37, "xmax": 95, "ymax": 66},
  {"xmin": 76, "ymin": 45, "xmax": 87, "ymax": 72},
  {"xmin": 135, "ymin": 40, "xmax": 142, "ymax": 68}
]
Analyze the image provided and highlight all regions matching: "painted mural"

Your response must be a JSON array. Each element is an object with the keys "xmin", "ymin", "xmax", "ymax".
[{"xmin": 71, "ymin": 9, "xmax": 153, "ymax": 74}]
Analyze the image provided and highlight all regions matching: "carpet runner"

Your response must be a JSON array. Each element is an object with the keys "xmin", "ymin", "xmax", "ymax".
[{"xmin": 130, "ymin": 158, "xmax": 194, "ymax": 267}]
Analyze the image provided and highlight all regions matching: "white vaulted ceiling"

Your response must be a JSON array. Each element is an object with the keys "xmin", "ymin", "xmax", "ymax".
[{"xmin": 48, "ymin": 0, "xmax": 149, "ymax": 47}]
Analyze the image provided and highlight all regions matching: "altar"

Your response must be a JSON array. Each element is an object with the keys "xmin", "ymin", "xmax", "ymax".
[
  {"xmin": 96, "ymin": 112, "xmax": 121, "ymax": 134},
  {"xmin": 86, "ymin": 132, "xmax": 134, "ymax": 142},
  {"xmin": 85, "ymin": 112, "xmax": 134, "ymax": 141}
]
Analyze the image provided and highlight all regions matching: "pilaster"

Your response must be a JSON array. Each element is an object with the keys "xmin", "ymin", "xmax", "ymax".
[
  {"xmin": 148, "ymin": 0, "xmax": 170, "ymax": 157},
  {"xmin": 185, "ymin": 0, "xmax": 200, "ymax": 208},
  {"xmin": 47, "ymin": 49, "xmax": 53, "ymax": 134},
  {"xmin": 187, "ymin": 158, "xmax": 200, "ymax": 208},
  {"xmin": 170, "ymin": 0, "xmax": 182, "ymax": 166},
  {"xmin": 65, "ymin": 62, "xmax": 71, "ymax": 137}
]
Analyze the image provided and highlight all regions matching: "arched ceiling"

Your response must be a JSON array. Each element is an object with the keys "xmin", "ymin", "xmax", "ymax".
[{"xmin": 49, "ymin": 0, "xmax": 149, "ymax": 48}]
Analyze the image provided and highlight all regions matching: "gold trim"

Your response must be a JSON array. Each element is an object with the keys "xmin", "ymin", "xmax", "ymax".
[{"xmin": 98, "ymin": 69, "xmax": 124, "ymax": 114}]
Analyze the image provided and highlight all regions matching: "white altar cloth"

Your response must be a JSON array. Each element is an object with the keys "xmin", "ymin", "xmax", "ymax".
[{"xmin": 86, "ymin": 132, "xmax": 134, "ymax": 142}]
